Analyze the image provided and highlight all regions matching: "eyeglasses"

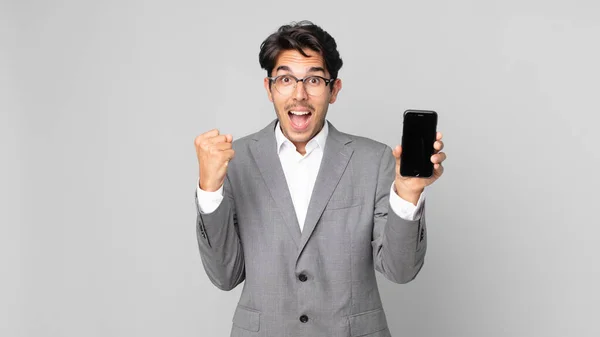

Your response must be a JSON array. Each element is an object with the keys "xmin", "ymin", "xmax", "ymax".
[{"xmin": 268, "ymin": 74, "xmax": 335, "ymax": 97}]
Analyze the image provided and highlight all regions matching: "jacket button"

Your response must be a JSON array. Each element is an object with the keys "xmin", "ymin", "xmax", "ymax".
[
  {"xmin": 298, "ymin": 274, "xmax": 307, "ymax": 282},
  {"xmin": 299, "ymin": 315, "xmax": 308, "ymax": 323}
]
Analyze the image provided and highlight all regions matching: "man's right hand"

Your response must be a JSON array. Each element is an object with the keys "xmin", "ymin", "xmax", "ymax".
[{"xmin": 194, "ymin": 129, "xmax": 235, "ymax": 192}]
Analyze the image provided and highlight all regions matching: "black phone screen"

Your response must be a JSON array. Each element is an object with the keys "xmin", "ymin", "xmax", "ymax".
[{"xmin": 400, "ymin": 110, "xmax": 438, "ymax": 177}]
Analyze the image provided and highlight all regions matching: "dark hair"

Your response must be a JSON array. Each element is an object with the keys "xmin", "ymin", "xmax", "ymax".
[{"xmin": 259, "ymin": 20, "xmax": 343, "ymax": 84}]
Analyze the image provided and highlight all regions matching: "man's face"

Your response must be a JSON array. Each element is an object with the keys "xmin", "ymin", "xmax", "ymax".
[{"xmin": 264, "ymin": 49, "xmax": 342, "ymax": 153}]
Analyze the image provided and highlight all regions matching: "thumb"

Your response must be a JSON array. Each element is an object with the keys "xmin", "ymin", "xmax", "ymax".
[
  {"xmin": 392, "ymin": 145, "xmax": 402, "ymax": 158},
  {"xmin": 392, "ymin": 145, "xmax": 402, "ymax": 171},
  {"xmin": 225, "ymin": 134, "xmax": 233, "ymax": 143}
]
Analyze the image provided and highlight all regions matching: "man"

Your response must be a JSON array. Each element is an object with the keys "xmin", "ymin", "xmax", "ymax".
[{"xmin": 193, "ymin": 20, "xmax": 446, "ymax": 337}]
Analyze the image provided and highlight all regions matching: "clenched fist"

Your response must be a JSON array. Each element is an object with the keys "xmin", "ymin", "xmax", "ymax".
[{"xmin": 194, "ymin": 129, "xmax": 235, "ymax": 192}]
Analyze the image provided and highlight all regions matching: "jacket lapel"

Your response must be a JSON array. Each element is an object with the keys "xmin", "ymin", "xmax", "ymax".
[
  {"xmin": 297, "ymin": 121, "xmax": 354, "ymax": 259},
  {"xmin": 249, "ymin": 119, "xmax": 301, "ymax": 249}
]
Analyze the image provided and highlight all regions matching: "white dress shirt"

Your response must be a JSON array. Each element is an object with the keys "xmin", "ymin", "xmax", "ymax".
[{"xmin": 196, "ymin": 120, "xmax": 425, "ymax": 231}]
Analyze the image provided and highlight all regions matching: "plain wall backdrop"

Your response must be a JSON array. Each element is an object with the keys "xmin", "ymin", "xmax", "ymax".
[{"xmin": 3, "ymin": 0, "xmax": 600, "ymax": 336}]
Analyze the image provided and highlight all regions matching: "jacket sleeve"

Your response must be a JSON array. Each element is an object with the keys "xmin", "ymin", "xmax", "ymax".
[
  {"xmin": 371, "ymin": 145, "xmax": 428, "ymax": 284},
  {"xmin": 195, "ymin": 174, "xmax": 245, "ymax": 291}
]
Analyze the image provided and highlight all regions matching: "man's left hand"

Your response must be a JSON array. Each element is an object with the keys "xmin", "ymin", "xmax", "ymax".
[{"xmin": 392, "ymin": 132, "xmax": 446, "ymax": 205}]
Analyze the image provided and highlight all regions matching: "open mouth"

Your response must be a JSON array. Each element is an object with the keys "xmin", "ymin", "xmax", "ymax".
[{"xmin": 288, "ymin": 110, "xmax": 312, "ymax": 131}]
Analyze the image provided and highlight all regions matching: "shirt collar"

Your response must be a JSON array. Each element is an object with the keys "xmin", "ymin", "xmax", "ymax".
[{"xmin": 275, "ymin": 119, "xmax": 329, "ymax": 155}]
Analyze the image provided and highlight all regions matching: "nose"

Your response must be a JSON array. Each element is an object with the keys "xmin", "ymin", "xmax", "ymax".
[{"xmin": 293, "ymin": 80, "xmax": 308, "ymax": 100}]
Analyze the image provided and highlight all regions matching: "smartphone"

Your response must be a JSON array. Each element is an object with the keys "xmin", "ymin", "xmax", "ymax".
[{"xmin": 400, "ymin": 109, "xmax": 438, "ymax": 178}]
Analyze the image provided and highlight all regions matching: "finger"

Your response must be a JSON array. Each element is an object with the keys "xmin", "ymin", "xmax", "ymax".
[
  {"xmin": 436, "ymin": 131, "xmax": 443, "ymax": 141},
  {"xmin": 206, "ymin": 134, "xmax": 229, "ymax": 145},
  {"xmin": 431, "ymin": 152, "xmax": 447, "ymax": 164},
  {"xmin": 203, "ymin": 129, "xmax": 220, "ymax": 139},
  {"xmin": 392, "ymin": 145, "xmax": 402, "ymax": 175},
  {"xmin": 434, "ymin": 140, "xmax": 444, "ymax": 152},
  {"xmin": 195, "ymin": 129, "xmax": 219, "ymax": 146},
  {"xmin": 431, "ymin": 152, "xmax": 446, "ymax": 164},
  {"xmin": 213, "ymin": 142, "xmax": 233, "ymax": 151},
  {"xmin": 215, "ymin": 150, "xmax": 235, "ymax": 174},
  {"xmin": 434, "ymin": 163, "xmax": 444, "ymax": 176},
  {"xmin": 392, "ymin": 145, "xmax": 402, "ymax": 159},
  {"xmin": 222, "ymin": 149, "xmax": 235, "ymax": 162},
  {"xmin": 225, "ymin": 134, "xmax": 233, "ymax": 143},
  {"xmin": 392, "ymin": 145, "xmax": 402, "ymax": 167}
]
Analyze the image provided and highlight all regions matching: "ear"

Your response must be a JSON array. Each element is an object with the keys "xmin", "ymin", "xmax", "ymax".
[
  {"xmin": 328, "ymin": 78, "xmax": 342, "ymax": 104},
  {"xmin": 264, "ymin": 77, "xmax": 274, "ymax": 102}
]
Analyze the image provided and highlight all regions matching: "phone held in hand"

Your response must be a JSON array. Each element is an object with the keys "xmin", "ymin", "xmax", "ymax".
[{"xmin": 400, "ymin": 109, "xmax": 438, "ymax": 178}]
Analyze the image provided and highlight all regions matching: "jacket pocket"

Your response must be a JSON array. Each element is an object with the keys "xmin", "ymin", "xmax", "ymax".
[
  {"xmin": 325, "ymin": 195, "xmax": 363, "ymax": 210},
  {"xmin": 348, "ymin": 308, "xmax": 388, "ymax": 336},
  {"xmin": 232, "ymin": 305, "xmax": 260, "ymax": 332}
]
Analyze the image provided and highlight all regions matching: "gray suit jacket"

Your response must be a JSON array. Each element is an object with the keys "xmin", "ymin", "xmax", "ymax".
[{"xmin": 195, "ymin": 119, "xmax": 427, "ymax": 337}]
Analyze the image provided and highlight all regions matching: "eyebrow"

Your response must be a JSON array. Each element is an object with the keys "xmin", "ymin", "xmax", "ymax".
[{"xmin": 275, "ymin": 66, "xmax": 327, "ymax": 75}]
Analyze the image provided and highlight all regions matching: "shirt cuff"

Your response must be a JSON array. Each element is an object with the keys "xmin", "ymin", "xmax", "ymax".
[
  {"xmin": 196, "ymin": 178, "xmax": 224, "ymax": 214},
  {"xmin": 389, "ymin": 182, "xmax": 425, "ymax": 221}
]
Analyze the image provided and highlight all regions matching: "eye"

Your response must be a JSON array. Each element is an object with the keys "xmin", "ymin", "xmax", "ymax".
[
  {"xmin": 278, "ymin": 75, "xmax": 294, "ymax": 85},
  {"xmin": 307, "ymin": 77, "xmax": 321, "ymax": 86}
]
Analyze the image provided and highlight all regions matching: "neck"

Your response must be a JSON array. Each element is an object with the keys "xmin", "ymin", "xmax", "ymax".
[
  {"xmin": 292, "ymin": 120, "xmax": 325, "ymax": 156},
  {"xmin": 293, "ymin": 142, "xmax": 307, "ymax": 155},
  {"xmin": 277, "ymin": 119, "xmax": 326, "ymax": 156}
]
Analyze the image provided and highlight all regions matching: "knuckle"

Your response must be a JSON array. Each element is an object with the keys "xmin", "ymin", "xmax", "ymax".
[
  {"xmin": 210, "ymin": 135, "xmax": 226, "ymax": 144},
  {"xmin": 203, "ymin": 129, "xmax": 218, "ymax": 139}
]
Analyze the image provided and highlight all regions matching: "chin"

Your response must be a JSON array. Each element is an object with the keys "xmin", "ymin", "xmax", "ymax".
[{"xmin": 284, "ymin": 126, "xmax": 311, "ymax": 141}]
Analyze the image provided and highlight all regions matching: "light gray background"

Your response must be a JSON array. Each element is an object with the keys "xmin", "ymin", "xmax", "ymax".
[{"xmin": 3, "ymin": 0, "xmax": 599, "ymax": 336}]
